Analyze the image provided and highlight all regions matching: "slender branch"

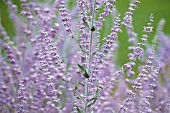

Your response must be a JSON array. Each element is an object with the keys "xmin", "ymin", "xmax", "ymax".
[{"xmin": 85, "ymin": 0, "xmax": 96, "ymax": 112}]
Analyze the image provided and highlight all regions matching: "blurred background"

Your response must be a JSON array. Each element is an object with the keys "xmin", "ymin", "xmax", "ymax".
[
  {"xmin": 0, "ymin": 0, "xmax": 170, "ymax": 67},
  {"xmin": 116, "ymin": 0, "xmax": 170, "ymax": 66}
]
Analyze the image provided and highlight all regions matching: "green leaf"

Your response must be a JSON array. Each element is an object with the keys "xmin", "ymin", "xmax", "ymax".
[
  {"xmin": 88, "ymin": 88, "xmax": 99, "ymax": 107},
  {"xmin": 97, "ymin": 85, "xmax": 104, "ymax": 89},
  {"xmin": 91, "ymin": 26, "xmax": 95, "ymax": 31},
  {"xmin": 78, "ymin": 82, "xmax": 85, "ymax": 86},
  {"xmin": 87, "ymin": 97, "xmax": 97, "ymax": 107},
  {"xmin": 77, "ymin": 64, "xmax": 89, "ymax": 78},
  {"xmin": 59, "ymin": 103, "xmax": 64, "ymax": 110},
  {"xmin": 83, "ymin": 18, "xmax": 90, "ymax": 29},
  {"xmin": 96, "ymin": 87, "xmax": 99, "ymax": 94},
  {"xmin": 77, "ymin": 107, "xmax": 83, "ymax": 113},
  {"xmin": 75, "ymin": 82, "xmax": 79, "ymax": 91},
  {"xmin": 74, "ymin": 81, "xmax": 85, "ymax": 91},
  {"xmin": 89, "ymin": 88, "xmax": 98, "ymax": 101}
]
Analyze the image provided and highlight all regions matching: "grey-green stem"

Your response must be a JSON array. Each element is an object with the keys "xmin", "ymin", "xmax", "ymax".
[{"xmin": 85, "ymin": 0, "xmax": 96, "ymax": 112}]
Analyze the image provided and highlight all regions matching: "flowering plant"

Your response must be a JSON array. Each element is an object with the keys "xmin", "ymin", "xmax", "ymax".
[{"xmin": 0, "ymin": 0, "xmax": 170, "ymax": 113}]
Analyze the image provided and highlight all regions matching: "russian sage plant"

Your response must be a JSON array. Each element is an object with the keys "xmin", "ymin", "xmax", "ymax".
[{"xmin": 0, "ymin": 0, "xmax": 170, "ymax": 113}]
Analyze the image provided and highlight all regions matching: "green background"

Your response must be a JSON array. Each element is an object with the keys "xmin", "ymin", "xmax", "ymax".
[{"xmin": 116, "ymin": 0, "xmax": 170, "ymax": 66}]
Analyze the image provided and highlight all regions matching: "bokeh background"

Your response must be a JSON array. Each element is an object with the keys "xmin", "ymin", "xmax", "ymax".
[{"xmin": 0, "ymin": 0, "xmax": 170, "ymax": 67}]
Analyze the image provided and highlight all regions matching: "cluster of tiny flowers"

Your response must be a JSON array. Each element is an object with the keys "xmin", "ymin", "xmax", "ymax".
[
  {"xmin": 59, "ymin": 0, "xmax": 72, "ymax": 34},
  {"xmin": 0, "ymin": 0, "xmax": 170, "ymax": 113},
  {"xmin": 121, "ymin": 0, "xmax": 140, "ymax": 26}
]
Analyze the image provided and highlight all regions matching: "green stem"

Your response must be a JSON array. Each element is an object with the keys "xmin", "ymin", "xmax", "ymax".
[{"xmin": 85, "ymin": 0, "xmax": 96, "ymax": 112}]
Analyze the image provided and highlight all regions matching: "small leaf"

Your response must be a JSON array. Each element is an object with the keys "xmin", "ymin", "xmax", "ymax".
[
  {"xmin": 87, "ymin": 98, "xmax": 97, "ymax": 107},
  {"xmin": 96, "ymin": 87, "xmax": 99, "ymax": 94},
  {"xmin": 77, "ymin": 64, "xmax": 84, "ymax": 71},
  {"xmin": 88, "ymin": 87, "xmax": 99, "ymax": 107},
  {"xmin": 91, "ymin": 26, "xmax": 95, "ymax": 31},
  {"xmin": 97, "ymin": 85, "xmax": 104, "ymax": 89},
  {"xmin": 74, "ymin": 82, "xmax": 84, "ymax": 91},
  {"xmin": 78, "ymin": 82, "xmax": 84, "ymax": 86},
  {"xmin": 89, "ymin": 87, "xmax": 98, "ymax": 101},
  {"xmin": 83, "ymin": 18, "xmax": 90, "ymax": 29},
  {"xmin": 83, "ymin": 71, "xmax": 89, "ymax": 78},
  {"xmin": 77, "ymin": 107, "xmax": 83, "ymax": 113},
  {"xmin": 75, "ymin": 82, "xmax": 79, "ymax": 91},
  {"xmin": 77, "ymin": 64, "xmax": 89, "ymax": 78}
]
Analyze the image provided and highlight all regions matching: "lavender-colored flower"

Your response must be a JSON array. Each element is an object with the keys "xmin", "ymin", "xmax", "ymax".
[{"xmin": 0, "ymin": 0, "xmax": 170, "ymax": 113}]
